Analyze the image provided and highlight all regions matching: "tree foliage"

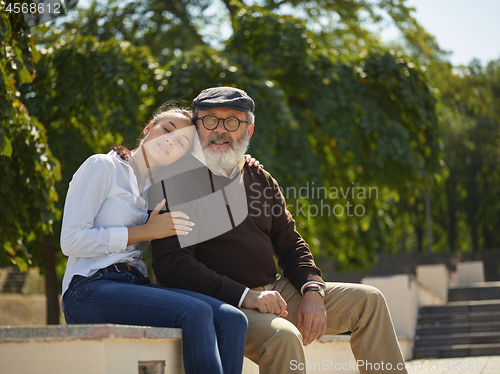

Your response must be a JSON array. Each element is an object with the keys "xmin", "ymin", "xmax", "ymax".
[
  {"xmin": 430, "ymin": 60, "xmax": 500, "ymax": 252},
  {"xmin": 380, "ymin": 57, "xmax": 500, "ymax": 254},
  {"xmin": 154, "ymin": 8, "xmax": 442, "ymax": 269},
  {"xmin": 1, "ymin": 6, "xmax": 61, "ymax": 270},
  {"xmin": 5, "ymin": 0, "xmax": 497, "ymax": 287},
  {"xmin": 19, "ymin": 31, "xmax": 160, "ymax": 279}
]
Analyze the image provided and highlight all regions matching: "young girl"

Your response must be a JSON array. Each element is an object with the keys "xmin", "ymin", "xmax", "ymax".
[{"xmin": 60, "ymin": 104, "xmax": 254, "ymax": 374}]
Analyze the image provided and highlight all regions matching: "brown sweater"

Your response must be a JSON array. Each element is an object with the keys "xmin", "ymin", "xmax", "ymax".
[{"xmin": 150, "ymin": 157, "xmax": 323, "ymax": 307}]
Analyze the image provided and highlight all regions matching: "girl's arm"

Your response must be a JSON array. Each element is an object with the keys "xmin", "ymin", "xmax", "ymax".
[
  {"xmin": 60, "ymin": 155, "xmax": 194, "ymax": 256},
  {"xmin": 60, "ymin": 155, "xmax": 127, "ymax": 257}
]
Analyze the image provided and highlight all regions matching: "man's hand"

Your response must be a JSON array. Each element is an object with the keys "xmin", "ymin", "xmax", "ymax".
[
  {"xmin": 296, "ymin": 291, "xmax": 327, "ymax": 346},
  {"xmin": 244, "ymin": 154, "xmax": 264, "ymax": 169},
  {"xmin": 242, "ymin": 289, "xmax": 288, "ymax": 316}
]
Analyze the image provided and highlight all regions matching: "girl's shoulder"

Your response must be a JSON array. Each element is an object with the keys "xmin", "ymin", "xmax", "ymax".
[
  {"xmin": 85, "ymin": 152, "xmax": 123, "ymax": 167},
  {"xmin": 75, "ymin": 152, "xmax": 123, "ymax": 176}
]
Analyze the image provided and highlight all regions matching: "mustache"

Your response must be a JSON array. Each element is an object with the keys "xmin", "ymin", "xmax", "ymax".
[{"xmin": 205, "ymin": 133, "xmax": 234, "ymax": 147}]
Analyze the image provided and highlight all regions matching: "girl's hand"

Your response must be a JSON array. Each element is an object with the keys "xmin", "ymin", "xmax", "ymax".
[
  {"xmin": 147, "ymin": 200, "xmax": 195, "ymax": 239},
  {"xmin": 244, "ymin": 154, "xmax": 264, "ymax": 169}
]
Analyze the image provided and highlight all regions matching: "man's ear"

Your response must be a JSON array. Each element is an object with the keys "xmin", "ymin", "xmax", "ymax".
[{"xmin": 247, "ymin": 122, "xmax": 255, "ymax": 139}]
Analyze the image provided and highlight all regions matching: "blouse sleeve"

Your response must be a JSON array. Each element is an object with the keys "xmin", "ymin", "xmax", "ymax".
[{"xmin": 60, "ymin": 155, "xmax": 129, "ymax": 257}]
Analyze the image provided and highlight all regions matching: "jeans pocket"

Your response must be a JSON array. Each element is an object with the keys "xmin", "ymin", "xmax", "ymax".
[
  {"xmin": 68, "ymin": 271, "xmax": 103, "ymax": 299},
  {"xmin": 67, "ymin": 275, "xmax": 87, "ymax": 292}
]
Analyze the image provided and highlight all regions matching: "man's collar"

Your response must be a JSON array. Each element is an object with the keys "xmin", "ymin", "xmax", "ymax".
[{"xmin": 207, "ymin": 157, "xmax": 245, "ymax": 179}]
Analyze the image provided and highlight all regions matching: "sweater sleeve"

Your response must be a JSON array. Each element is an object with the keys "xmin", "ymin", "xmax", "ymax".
[{"xmin": 268, "ymin": 176, "xmax": 325, "ymax": 291}]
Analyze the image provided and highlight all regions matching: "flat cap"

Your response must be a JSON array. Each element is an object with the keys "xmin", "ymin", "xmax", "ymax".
[{"xmin": 193, "ymin": 87, "xmax": 255, "ymax": 113}]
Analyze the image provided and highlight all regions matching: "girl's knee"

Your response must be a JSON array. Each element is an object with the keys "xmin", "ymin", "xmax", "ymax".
[
  {"xmin": 216, "ymin": 305, "xmax": 248, "ymax": 332},
  {"xmin": 184, "ymin": 300, "xmax": 214, "ymax": 323}
]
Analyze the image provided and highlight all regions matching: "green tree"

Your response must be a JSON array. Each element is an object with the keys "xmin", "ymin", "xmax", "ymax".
[
  {"xmin": 432, "ymin": 59, "xmax": 500, "ymax": 252},
  {"xmin": 19, "ymin": 31, "xmax": 160, "ymax": 322},
  {"xmin": 382, "ymin": 56, "xmax": 500, "ymax": 254},
  {"xmin": 1, "ymin": 5, "xmax": 61, "ymax": 321},
  {"xmin": 158, "ymin": 10, "xmax": 442, "ymax": 270},
  {"xmin": 3, "ymin": 0, "xmax": 449, "ymax": 324},
  {"xmin": 46, "ymin": 0, "xmax": 216, "ymax": 63}
]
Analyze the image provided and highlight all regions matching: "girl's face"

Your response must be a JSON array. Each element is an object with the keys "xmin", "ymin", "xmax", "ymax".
[{"xmin": 142, "ymin": 112, "xmax": 195, "ymax": 169}]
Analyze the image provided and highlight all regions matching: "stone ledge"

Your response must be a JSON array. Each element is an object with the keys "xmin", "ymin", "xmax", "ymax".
[
  {"xmin": 318, "ymin": 334, "xmax": 350, "ymax": 342},
  {"xmin": 0, "ymin": 324, "xmax": 182, "ymax": 342}
]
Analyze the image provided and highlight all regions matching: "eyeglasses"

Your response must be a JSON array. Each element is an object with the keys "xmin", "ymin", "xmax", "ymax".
[{"xmin": 197, "ymin": 115, "xmax": 248, "ymax": 132}]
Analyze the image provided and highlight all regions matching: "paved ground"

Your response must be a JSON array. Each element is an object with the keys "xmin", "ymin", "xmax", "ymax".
[
  {"xmin": 0, "ymin": 294, "xmax": 65, "ymax": 325},
  {"xmin": 406, "ymin": 356, "xmax": 500, "ymax": 374}
]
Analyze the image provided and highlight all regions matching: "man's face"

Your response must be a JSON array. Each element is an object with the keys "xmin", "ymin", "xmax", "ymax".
[{"xmin": 197, "ymin": 107, "xmax": 254, "ymax": 166}]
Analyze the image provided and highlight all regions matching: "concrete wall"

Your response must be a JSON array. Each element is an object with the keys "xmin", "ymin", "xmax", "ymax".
[
  {"xmin": 322, "ymin": 249, "xmax": 500, "ymax": 283},
  {"xmin": 0, "ymin": 325, "xmax": 183, "ymax": 374},
  {"xmin": 457, "ymin": 261, "xmax": 485, "ymax": 285},
  {"xmin": 1, "ymin": 324, "xmax": 416, "ymax": 374},
  {"xmin": 415, "ymin": 264, "xmax": 449, "ymax": 303}
]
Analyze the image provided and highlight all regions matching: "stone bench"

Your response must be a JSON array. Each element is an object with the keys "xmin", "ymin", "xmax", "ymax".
[
  {"xmin": 0, "ymin": 324, "xmax": 184, "ymax": 374},
  {"xmin": 2, "ymin": 324, "xmax": 404, "ymax": 373}
]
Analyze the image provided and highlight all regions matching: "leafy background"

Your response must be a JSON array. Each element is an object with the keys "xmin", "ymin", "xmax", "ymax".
[{"xmin": 1, "ymin": 0, "xmax": 499, "ymax": 323}]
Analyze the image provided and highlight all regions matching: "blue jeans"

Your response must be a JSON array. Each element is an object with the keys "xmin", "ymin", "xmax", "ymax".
[{"xmin": 62, "ymin": 265, "xmax": 247, "ymax": 374}]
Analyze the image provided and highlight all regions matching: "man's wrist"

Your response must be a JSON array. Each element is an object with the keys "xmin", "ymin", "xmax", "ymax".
[
  {"xmin": 303, "ymin": 285, "xmax": 325, "ymax": 299},
  {"xmin": 238, "ymin": 287, "xmax": 250, "ymax": 308},
  {"xmin": 300, "ymin": 281, "xmax": 326, "ymax": 295}
]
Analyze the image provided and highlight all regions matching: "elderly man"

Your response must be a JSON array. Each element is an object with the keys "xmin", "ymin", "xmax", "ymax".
[{"xmin": 150, "ymin": 87, "xmax": 408, "ymax": 374}]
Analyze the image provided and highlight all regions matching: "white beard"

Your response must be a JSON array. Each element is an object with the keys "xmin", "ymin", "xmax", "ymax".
[{"xmin": 199, "ymin": 131, "xmax": 250, "ymax": 170}]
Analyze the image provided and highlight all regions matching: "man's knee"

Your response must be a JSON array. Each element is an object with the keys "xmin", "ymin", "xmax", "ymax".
[
  {"xmin": 325, "ymin": 282, "xmax": 386, "ymax": 303},
  {"xmin": 268, "ymin": 317, "xmax": 302, "ymax": 345},
  {"xmin": 247, "ymin": 314, "xmax": 302, "ymax": 346},
  {"xmin": 359, "ymin": 284, "xmax": 387, "ymax": 305}
]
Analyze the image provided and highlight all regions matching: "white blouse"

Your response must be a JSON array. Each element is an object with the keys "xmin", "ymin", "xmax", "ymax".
[{"xmin": 61, "ymin": 151, "xmax": 151, "ymax": 297}]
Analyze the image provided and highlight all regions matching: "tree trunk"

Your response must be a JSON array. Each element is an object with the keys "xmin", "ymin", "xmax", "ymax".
[
  {"xmin": 412, "ymin": 199, "xmax": 424, "ymax": 253},
  {"xmin": 43, "ymin": 234, "xmax": 60, "ymax": 324},
  {"xmin": 470, "ymin": 219, "xmax": 479, "ymax": 252},
  {"xmin": 482, "ymin": 224, "xmax": 492, "ymax": 250},
  {"xmin": 221, "ymin": 0, "xmax": 239, "ymax": 15},
  {"xmin": 446, "ymin": 177, "xmax": 457, "ymax": 250},
  {"xmin": 424, "ymin": 190, "xmax": 433, "ymax": 253}
]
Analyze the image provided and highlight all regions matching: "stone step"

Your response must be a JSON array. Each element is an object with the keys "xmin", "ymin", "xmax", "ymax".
[
  {"xmin": 413, "ymin": 343, "xmax": 500, "ymax": 359},
  {"xmin": 416, "ymin": 320, "xmax": 500, "ymax": 335},
  {"xmin": 449, "ymin": 282, "xmax": 500, "ymax": 302},
  {"xmin": 420, "ymin": 299, "xmax": 500, "ymax": 315},
  {"xmin": 1, "ymin": 271, "xmax": 27, "ymax": 294},
  {"xmin": 418, "ymin": 309, "xmax": 500, "ymax": 325},
  {"xmin": 414, "ymin": 331, "xmax": 500, "ymax": 347},
  {"xmin": 450, "ymin": 281, "xmax": 500, "ymax": 288}
]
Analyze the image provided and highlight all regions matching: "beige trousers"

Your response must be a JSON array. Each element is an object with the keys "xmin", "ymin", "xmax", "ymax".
[{"xmin": 240, "ymin": 281, "xmax": 408, "ymax": 374}]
